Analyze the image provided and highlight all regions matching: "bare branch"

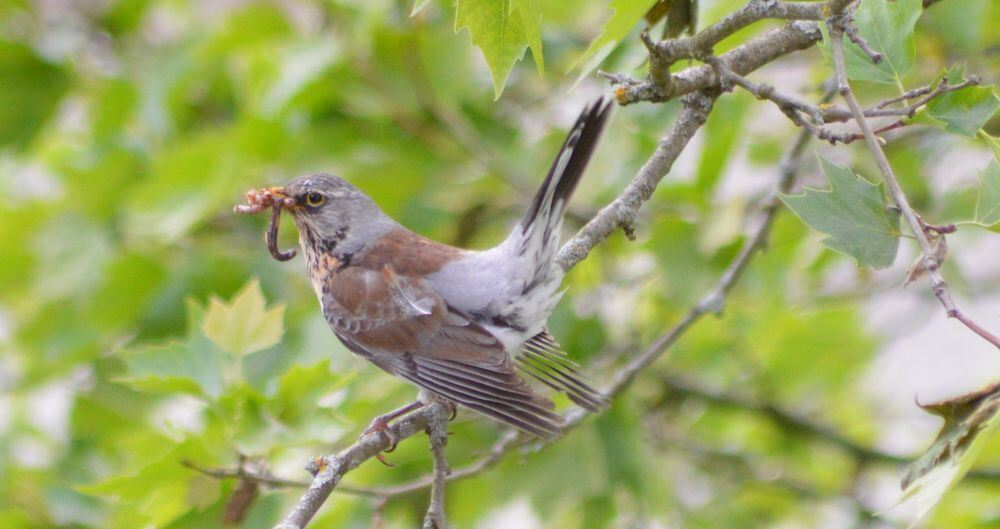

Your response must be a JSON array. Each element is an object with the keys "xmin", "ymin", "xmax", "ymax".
[
  {"xmin": 653, "ymin": 0, "xmax": 824, "ymax": 62},
  {"xmin": 556, "ymin": 91, "xmax": 717, "ymax": 270},
  {"xmin": 610, "ymin": 22, "xmax": 823, "ymax": 105},
  {"xmin": 827, "ymin": 16, "xmax": 1000, "ymax": 350},
  {"xmin": 707, "ymin": 56, "xmax": 981, "ymax": 144},
  {"xmin": 273, "ymin": 402, "xmax": 451, "ymax": 529}
]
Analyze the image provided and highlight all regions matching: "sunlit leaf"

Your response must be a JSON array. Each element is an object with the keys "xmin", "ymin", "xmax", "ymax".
[
  {"xmin": 926, "ymin": 83, "xmax": 1000, "ymax": 137},
  {"xmin": 455, "ymin": 0, "xmax": 542, "ymax": 98},
  {"xmin": 119, "ymin": 301, "xmax": 225, "ymax": 399},
  {"xmin": 779, "ymin": 156, "xmax": 901, "ymax": 269},
  {"xmin": 571, "ymin": 0, "xmax": 659, "ymax": 84},
  {"xmin": 80, "ymin": 441, "xmax": 219, "ymax": 528},
  {"xmin": 202, "ymin": 279, "xmax": 285, "ymax": 357},
  {"xmin": 895, "ymin": 382, "xmax": 1000, "ymax": 525}
]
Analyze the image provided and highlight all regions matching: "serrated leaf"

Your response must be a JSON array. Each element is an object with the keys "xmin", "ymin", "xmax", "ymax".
[
  {"xmin": 779, "ymin": 156, "xmax": 901, "ymax": 269},
  {"xmin": 926, "ymin": 83, "xmax": 1000, "ymax": 137},
  {"xmin": 571, "ymin": 0, "xmax": 659, "ymax": 85},
  {"xmin": 119, "ymin": 301, "xmax": 225, "ymax": 399},
  {"xmin": 455, "ymin": 0, "xmax": 542, "ymax": 98},
  {"xmin": 974, "ymin": 160, "xmax": 1000, "ymax": 226},
  {"xmin": 202, "ymin": 279, "xmax": 285, "ymax": 357},
  {"xmin": 516, "ymin": 0, "xmax": 544, "ymax": 74},
  {"xmin": 895, "ymin": 382, "xmax": 1000, "ymax": 526},
  {"xmin": 824, "ymin": 0, "xmax": 922, "ymax": 84}
]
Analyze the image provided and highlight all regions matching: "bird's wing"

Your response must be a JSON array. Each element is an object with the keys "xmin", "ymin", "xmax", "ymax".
[{"xmin": 323, "ymin": 264, "xmax": 562, "ymax": 438}]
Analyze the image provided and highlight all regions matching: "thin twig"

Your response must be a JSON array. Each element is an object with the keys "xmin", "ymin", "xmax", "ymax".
[
  {"xmin": 828, "ymin": 16, "xmax": 1000, "ymax": 351},
  {"xmin": 843, "ymin": 17, "xmax": 883, "ymax": 64},
  {"xmin": 707, "ymin": 56, "xmax": 980, "ymax": 143}
]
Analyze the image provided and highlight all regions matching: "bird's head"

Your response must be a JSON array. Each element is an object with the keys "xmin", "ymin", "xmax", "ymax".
[{"xmin": 235, "ymin": 173, "xmax": 394, "ymax": 263}]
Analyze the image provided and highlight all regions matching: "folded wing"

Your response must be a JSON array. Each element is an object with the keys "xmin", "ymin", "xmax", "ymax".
[{"xmin": 322, "ymin": 264, "xmax": 563, "ymax": 438}]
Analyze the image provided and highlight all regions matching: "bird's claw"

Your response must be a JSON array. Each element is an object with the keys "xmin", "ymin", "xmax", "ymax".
[{"xmin": 362, "ymin": 417, "xmax": 398, "ymax": 466}]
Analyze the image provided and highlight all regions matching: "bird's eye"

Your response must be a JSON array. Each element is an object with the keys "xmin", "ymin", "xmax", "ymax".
[{"xmin": 305, "ymin": 192, "xmax": 325, "ymax": 207}]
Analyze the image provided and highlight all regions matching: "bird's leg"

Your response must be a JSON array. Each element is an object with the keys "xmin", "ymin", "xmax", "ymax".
[{"xmin": 362, "ymin": 401, "xmax": 426, "ymax": 465}]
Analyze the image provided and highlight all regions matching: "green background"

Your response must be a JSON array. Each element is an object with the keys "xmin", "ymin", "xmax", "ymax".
[{"xmin": 1, "ymin": 0, "xmax": 998, "ymax": 527}]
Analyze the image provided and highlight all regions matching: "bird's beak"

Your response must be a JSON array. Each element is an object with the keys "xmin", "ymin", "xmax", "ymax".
[{"xmin": 264, "ymin": 187, "xmax": 301, "ymax": 210}]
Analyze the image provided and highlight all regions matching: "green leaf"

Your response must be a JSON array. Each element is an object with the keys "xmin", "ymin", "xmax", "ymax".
[
  {"xmin": 455, "ymin": 0, "xmax": 543, "ymax": 98},
  {"xmin": 826, "ymin": 0, "xmax": 922, "ymax": 84},
  {"xmin": 202, "ymin": 279, "xmax": 285, "ymax": 357},
  {"xmin": 516, "ymin": 0, "xmax": 544, "ymax": 74},
  {"xmin": 895, "ymin": 382, "xmax": 1000, "ymax": 525},
  {"xmin": 119, "ymin": 301, "xmax": 225, "ymax": 399},
  {"xmin": 0, "ymin": 42, "xmax": 71, "ymax": 149},
  {"xmin": 926, "ymin": 83, "xmax": 1000, "ymax": 137},
  {"xmin": 974, "ymin": 160, "xmax": 1000, "ymax": 226},
  {"xmin": 779, "ymin": 156, "xmax": 901, "ymax": 269},
  {"xmin": 571, "ymin": 0, "xmax": 659, "ymax": 85},
  {"xmin": 81, "ymin": 440, "xmax": 219, "ymax": 528}
]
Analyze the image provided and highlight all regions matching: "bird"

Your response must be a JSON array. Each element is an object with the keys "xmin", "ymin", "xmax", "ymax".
[{"xmin": 235, "ymin": 99, "xmax": 612, "ymax": 448}]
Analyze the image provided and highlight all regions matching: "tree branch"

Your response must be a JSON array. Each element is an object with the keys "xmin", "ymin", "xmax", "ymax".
[
  {"xmin": 828, "ymin": 15, "xmax": 1000, "ymax": 350},
  {"xmin": 606, "ymin": 21, "xmax": 823, "ymax": 105},
  {"xmin": 706, "ymin": 56, "xmax": 980, "ymax": 144},
  {"xmin": 422, "ymin": 405, "xmax": 450, "ymax": 529},
  {"xmin": 273, "ymin": 402, "xmax": 450, "ymax": 529},
  {"xmin": 556, "ymin": 90, "xmax": 717, "ymax": 270}
]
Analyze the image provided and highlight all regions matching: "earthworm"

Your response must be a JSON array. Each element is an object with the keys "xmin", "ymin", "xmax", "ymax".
[
  {"xmin": 265, "ymin": 201, "xmax": 297, "ymax": 261},
  {"xmin": 234, "ymin": 188, "xmax": 297, "ymax": 261}
]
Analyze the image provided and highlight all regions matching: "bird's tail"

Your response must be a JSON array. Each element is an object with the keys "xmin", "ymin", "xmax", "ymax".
[{"xmin": 510, "ymin": 98, "xmax": 613, "ymax": 279}]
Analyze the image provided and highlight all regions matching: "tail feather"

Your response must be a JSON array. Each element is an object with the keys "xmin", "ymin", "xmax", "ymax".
[
  {"xmin": 516, "ymin": 331, "xmax": 610, "ymax": 412},
  {"xmin": 519, "ymin": 98, "xmax": 614, "ymax": 237},
  {"xmin": 488, "ymin": 99, "xmax": 612, "ymax": 336}
]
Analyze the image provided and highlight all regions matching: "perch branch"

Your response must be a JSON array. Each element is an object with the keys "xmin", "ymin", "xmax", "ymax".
[{"xmin": 422, "ymin": 405, "xmax": 450, "ymax": 529}]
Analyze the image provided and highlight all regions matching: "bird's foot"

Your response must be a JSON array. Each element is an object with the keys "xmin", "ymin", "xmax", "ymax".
[
  {"xmin": 359, "ymin": 401, "xmax": 426, "ymax": 467},
  {"xmin": 361, "ymin": 417, "xmax": 399, "ymax": 467}
]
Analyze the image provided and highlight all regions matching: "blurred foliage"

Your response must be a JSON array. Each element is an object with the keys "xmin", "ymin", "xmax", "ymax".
[{"xmin": 0, "ymin": 1, "xmax": 998, "ymax": 528}]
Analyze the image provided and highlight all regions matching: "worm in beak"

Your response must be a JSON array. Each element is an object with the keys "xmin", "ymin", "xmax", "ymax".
[{"xmin": 234, "ymin": 187, "xmax": 298, "ymax": 261}]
